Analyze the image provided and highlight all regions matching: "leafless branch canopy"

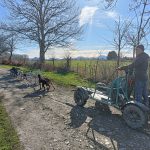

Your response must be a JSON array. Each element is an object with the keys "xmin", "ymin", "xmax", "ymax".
[
  {"xmin": 1, "ymin": 0, "xmax": 82, "ymax": 62},
  {"xmin": 125, "ymin": 0, "xmax": 150, "ymax": 58},
  {"xmin": 112, "ymin": 17, "xmax": 131, "ymax": 66},
  {"xmin": 128, "ymin": 0, "xmax": 150, "ymax": 45},
  {"xmin": 105, "ymin": 0, "xmax": 118, "ymax": 9},
  {"xmin": 0, "ymin": 34, "xmax": 9, "ymax": 55},
  {"xmin": 113, "ymin": 18, "xmax": 131, "ymax": 50}
]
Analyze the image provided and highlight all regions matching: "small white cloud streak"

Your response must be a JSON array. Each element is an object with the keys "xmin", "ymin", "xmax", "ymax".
[
  {"xmin": 105, "ymin": 11, "xmax": 119, "ymax": 20},
  {"xmin": 47, "ymin": 49, "xmax": 109, "ymax": 58},
  {"xmin": 79, "ymin": 6, "xmax": 98, "ymax": 26},
  {"xmin": 15, "ymin": 49, "xmax": 39, "ymax": 58},
  {"xmin": 92, "ymin": 10, "xmax": 120, "ymax": 23}
]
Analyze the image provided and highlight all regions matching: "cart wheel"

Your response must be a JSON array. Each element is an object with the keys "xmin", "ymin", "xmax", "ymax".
[
  {"xmin": 74, "ymin": 88, "xmax": 89, "ymax": 107},
  {"xmin": 123, "ymin": 104, "xmax": 148, "ymax": 129}
]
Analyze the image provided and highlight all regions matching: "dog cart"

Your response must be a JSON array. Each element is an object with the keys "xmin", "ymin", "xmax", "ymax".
[{"xmin": 74, "ymin": 70, "xmax": 150, "ymax": 129}]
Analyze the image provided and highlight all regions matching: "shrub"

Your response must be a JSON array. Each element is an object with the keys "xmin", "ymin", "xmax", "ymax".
[
  {"xmin": 56, "ymin": 66, "xmax": 69, "ymax": 74},
  {"xmin": 41, "ymin": 63, "xmax": 54, "ymax": 71},
  {"xmin": 1, "ymin": 59, "xmax": 10, "ymax": 65}
]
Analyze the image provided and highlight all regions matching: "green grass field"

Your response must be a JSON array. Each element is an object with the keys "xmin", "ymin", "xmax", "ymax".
[
  {"xmin": 2, "ymin": 59, "xmax": 149, "ymax": 87},
  {"xmin": 0, "ymin": 64, "xmax": 94, "ymax": 87},
  {"xmin": 0, "ymin": 95, "xmax": 21, "ymax": 150},
  {"xmin": 42, "ymin": 71, "xmax": 94, "ymax": 87},
  {"xmin": 0, "ymin": 60, "xmax": 132, "ymax": 86},
  {"xmin": 46, "ymin": 59, "xmax": 130, "ymax": 67},
  {"xmin": 46, "ymin": 60, "xmax": 131, "ymax": 82}
]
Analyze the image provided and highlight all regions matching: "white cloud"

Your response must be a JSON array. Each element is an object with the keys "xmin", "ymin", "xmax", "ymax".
[
  {"xmin": 79, "ymin": 6, "xmax": 98, "ymax": 26},
  {"xmin": 94, "ymin": 10, "xmax": 119, "ymax": 21},
  {"xmin": 79, "ymin": 9, "xmax": 120, "ymax": 28},
  {"xmin": 105, "ymin": 11, "xmax": 119, "ymax": 20},
  {"xmin": 15, "ymin": 49, "xmax": 39, "ymax": 58}
]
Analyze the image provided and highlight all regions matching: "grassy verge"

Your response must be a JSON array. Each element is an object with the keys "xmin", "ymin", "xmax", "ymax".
[
  {"xmin": 0, "ymin": 65, "xmax": 29, "ymax": 72},
  {"xmin": 0, "ymin": 65, "xmax": 15, "ymax": 69},
  {"xmin": 0, "ymin": 65, "xmax": 94, "ymax": 87},
  {"xmin": 42, "ymin": 71, "xmax": 94, "ymax": 87},
  {"xmin": 0, "ymin": 95, "xmax": 21, "ymax": 150}
]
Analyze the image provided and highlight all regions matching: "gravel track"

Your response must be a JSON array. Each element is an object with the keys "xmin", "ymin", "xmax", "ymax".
[{"xmin": 0, "ymin": 68, "xmax": 150, "ymax": 150}]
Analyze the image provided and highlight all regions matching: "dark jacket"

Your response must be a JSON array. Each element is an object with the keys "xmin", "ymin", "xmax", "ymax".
[{"xmin": 121, "ymin": 52, "xmax": 149, "ymax": 81}]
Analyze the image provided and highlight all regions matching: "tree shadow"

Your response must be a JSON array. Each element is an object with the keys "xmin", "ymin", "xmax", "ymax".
[
  {"xmin": 17, "ymin": 83, "xmax": 38, "ymax": 90},
  {"xmin": 8, "ymin": 79, "xmax": 21, "ymax": 83},
  {"xmin": 23, "ymin": 89, "xmax": 49, "ymax": 99},
  {"xmin": 68, "ymin": 104, "xmax": 150, "ymax": 150},
  {"xmin": 86, "ymin": 136, "xmax": 111, "ymax": 150},
  {"xmin": 68, "ymin": 105, "xmax": 87, "ymax": 128},
  {"xmin": 67, "ymin": 103, "xmax": 112, "ymax": 129},
  {"xmin": 0, "ymin": 74, "xmax": 13, "ymax": 81},
  {"xmin": 16, "ymin": 84, "xmax": 29, "ymax": 89}
]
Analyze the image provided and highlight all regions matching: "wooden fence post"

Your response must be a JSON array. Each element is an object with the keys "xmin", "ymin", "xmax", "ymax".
[
  {"xmin": 84, "ymin": 64, "xmax": 87, "ymax": 76},
  {"xmin": 77, "ymin": 63, "xmax": 79, "ymax": 73}
]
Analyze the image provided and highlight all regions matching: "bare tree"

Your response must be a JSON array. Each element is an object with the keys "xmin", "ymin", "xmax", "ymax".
[
  {"xmin": 1, "ymin": 0, "xmax": 82, "ymax": 63},
  {"xmin": 7, "ymin": 33, "xmax": 18, "ymax": 62},
  {"xmin": 104, "ymin": 0, "xmax": 150, "ymax": 59},
  {"xmin": 0, "ymin": 34, "xmax": 9, "ymax": 55},
  {"xmin": 104, "ymin": 0, "xmax": 118, "ymax": 8},
  {"xmin": 64, "ymin": 49, "xmax": 72, "ymax": 71},
  {"xmin": 0, "ymin": 30, "xmax": 18, "ymax": 61},
  {"xmin": 126, "ymin": 0, "xmax": 150, "ymax": 58},
  {"xmin": 113, "ymin": 17, "xmax": 131, "ymax": 67},
  {"xmin": 49, "ymin": 50, "xmax": 56, "ymax": 70},
  {"xmin": 94, "ymin": 50, "xmax": 102, "ymax": 82},
  {"xmin": 85, "ymin": 0, "xmax": 118, "ymax": 9},
  {"xmin": 22, "ymin": 55, "xmax": 29, "ymax": 65}
]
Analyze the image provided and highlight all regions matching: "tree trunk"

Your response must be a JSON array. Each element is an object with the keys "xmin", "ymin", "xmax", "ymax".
[
  {"xmin": 9, "ymin": 50, "xmax": 13, "ymax": 63},
  {"xmin": 8, "ymin": 44, "xmax": 13, "ymax": 63},
  {"xmin": 117, "ymin": 49, "xmax": 121, "ymax": 68},
  {"xmin": 133, "ymin": 45, "xmax": 136, "ymax": 60},
  {"xmin": 40, "ymin": 50, "xmax": 45, "ymax": 64},
  {"xmin": 39, "ymin": 42, "xmax": 45, "ymax": 64},
  {"xmin": 52, "ymin": 58, "xmax": 55, "ymax": 70}
]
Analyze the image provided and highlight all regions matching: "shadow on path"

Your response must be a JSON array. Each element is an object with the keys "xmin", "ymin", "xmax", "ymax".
[
  {"xmin": 23, "ymin": 89, "xmax": 49, "ymax": 99},
  {"xmin": 68, "ymin": 103, "xmax": 150, "ymax": 150}
]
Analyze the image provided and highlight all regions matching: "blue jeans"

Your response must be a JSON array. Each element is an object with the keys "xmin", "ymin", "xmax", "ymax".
[{"xmin": 135, "ymin": 80, "xmax": 149, "ymax": 106}]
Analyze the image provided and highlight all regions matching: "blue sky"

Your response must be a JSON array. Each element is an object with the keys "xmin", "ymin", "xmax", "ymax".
[
  {"xmin": 76, "ymin": 0, "xmax": 130, "ymax": 49},
  {"xmin": 0, "ymin": 0, "xmax": 149, "ymax": 58}
]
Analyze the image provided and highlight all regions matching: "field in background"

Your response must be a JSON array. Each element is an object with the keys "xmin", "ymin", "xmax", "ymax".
[
  {"xmin": 46, "ymin": 60, "xmax": 130, "ymax": 83},
  {"xmin": 2, "ymin": 59, "xmax": 150, "ymax": 87},
  {"xmin": 0, "ymin": 65, "xmax": 94, "ymax": 87}
]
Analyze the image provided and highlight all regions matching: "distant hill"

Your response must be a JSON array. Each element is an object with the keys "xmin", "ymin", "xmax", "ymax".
[
  {"xmin": 31, "ymin": 55, "xmax": 107, "ymax": 61},
  {"xmin": 73, "ymin": 55, "xmax": 107, "ymax": 60}
]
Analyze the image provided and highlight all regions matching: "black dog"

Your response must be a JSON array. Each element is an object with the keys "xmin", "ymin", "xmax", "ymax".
[
  {"xmin": 38, "ymin": 74, "xmax": 55, "ymax": 91},
  {"xmin": 22, "ymin": 73, "xmax": 27, "ymax": 80},
  {"xmin": 10, "ymin": 67, "xmax": 19, "ymax": 77}
]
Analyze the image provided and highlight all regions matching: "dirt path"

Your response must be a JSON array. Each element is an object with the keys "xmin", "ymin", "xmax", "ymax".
[{"xmin": 0, "ymin": 68, "xmax": 150, "ymax": 150}]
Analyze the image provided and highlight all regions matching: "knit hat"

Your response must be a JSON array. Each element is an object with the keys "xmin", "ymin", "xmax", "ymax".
[{"xmin": 136, "ymin": 45, "xmax": 144, "ymax": 51}]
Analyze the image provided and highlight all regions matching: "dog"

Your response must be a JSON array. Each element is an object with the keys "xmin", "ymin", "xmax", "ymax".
[
  {"xmin": 21, "ymin": 73, "xmax": 27, "ymax": 80},
  {"xmin": 10, "ymin": 67, "xmax": 19, "ymax": 77},
  {"xmin": 37, "ymin": 74, "xmax": 55, "ymax": 91}
]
